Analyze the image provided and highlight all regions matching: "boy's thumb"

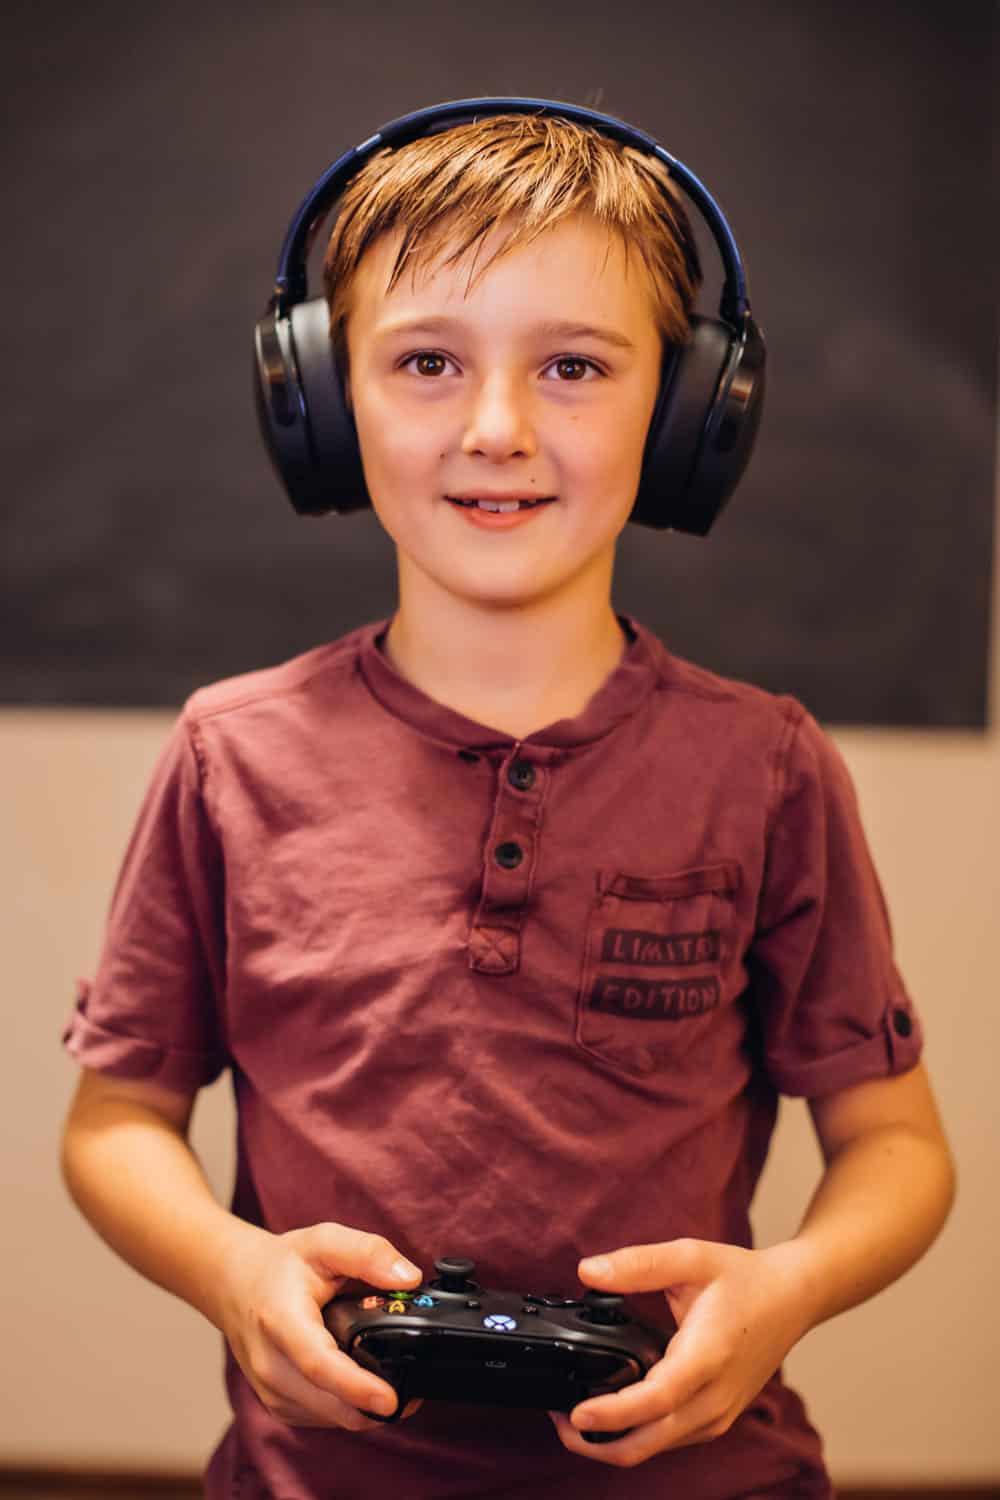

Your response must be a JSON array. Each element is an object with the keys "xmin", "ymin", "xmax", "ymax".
[
  {"xmin": 297, "ymin": 1222, "xmax": 422, "ymax": 1288},
  {"xmin": 579, "ymin": 1238, "xmax": 712, "ymax": 1293}
]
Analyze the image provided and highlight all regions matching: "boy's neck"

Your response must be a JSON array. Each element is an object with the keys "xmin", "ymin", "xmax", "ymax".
[{"xmin": 380, "ymin": 592, "xmax": 630, "ymax": 742}]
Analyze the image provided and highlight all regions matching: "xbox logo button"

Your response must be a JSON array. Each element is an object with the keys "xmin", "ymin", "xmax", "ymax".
[{"xmin": 483, "ymin": 1313, "xmax": 517, "ymax": 1332}]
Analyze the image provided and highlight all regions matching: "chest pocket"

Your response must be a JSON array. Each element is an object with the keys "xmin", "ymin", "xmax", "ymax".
[{"xmin": 576, "ymin": 861, "xmax": 742, "ymax": 1076}]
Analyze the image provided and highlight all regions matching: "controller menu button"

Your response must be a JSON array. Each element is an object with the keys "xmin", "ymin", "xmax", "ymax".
[
  {"xmin": 465, "ymin": 1298, "xmax": 482, "ymax": 1309},
  {"xmin": 521, "ymin": 1304, "xmax": 541, "ymax": 1315},
  {"xmin": 527, "ymin": 1295, "xmax": 583, "ymax": 1308}
]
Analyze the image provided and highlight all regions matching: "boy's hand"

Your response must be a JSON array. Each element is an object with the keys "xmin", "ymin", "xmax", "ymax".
[
  {"xmin": 218, "ymin": 1221, "xmax": 424, "ymax": 1430},
  {"xmin": 548, "ymin": 1238, "xmax": 813, "ymax": 1467}
]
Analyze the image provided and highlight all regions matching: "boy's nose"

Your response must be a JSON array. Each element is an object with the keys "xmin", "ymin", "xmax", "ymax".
[{"xmin": 460, "ymin": 375, "xmax": 538, "ymax": 461}]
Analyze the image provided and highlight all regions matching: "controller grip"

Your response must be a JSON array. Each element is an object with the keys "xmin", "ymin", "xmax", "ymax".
[{"xmin": 354, "ymin": 1343, "xmax": 410, "ymax": 1425}]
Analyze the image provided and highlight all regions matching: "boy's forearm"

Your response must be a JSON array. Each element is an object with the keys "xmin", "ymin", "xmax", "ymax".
[
  {"xmin": 60, "ymin": 1097, "xmax": 268, "ymax": 1331},
  {"xmin": 783, "ymin": 1123, "xmax": 956, "ymax": 1333}
]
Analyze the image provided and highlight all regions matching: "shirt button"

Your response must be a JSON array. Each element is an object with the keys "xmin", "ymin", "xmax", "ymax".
[
  {"xmin": 892, "ymin": 1007, "xmax": 913, "ymax": 1038},
  {"xmin": 495, "ymin": 841, "xmax": 524, "ymax": 869},
  {"xmin": 507, "ymin": 759, "xmax": 536, "ymax": 791}
]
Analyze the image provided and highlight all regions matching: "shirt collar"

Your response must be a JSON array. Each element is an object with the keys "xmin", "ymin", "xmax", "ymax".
[{"xmin": 355, "ymin": 612, "xmax": 662, "ymax": 752}]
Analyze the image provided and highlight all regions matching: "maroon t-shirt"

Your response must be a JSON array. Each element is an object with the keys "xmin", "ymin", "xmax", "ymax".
[{"xmin": 63, "ymin": 613, "xmax": 923, "ymax": 1499}]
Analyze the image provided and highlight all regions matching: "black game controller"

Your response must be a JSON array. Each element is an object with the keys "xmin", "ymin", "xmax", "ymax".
[{"xmin": 323, "ymin": 1255, "xmax": 671, "ymax": 1444}]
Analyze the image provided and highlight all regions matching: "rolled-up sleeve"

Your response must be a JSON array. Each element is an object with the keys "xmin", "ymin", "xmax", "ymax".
[
  {"xmin": 749, "ymin": 705, "xmax": 923, "ymax": 1099},
  {"xmin": 62, "ymin": 709, "xmax": 229, "ymax": 1092}
]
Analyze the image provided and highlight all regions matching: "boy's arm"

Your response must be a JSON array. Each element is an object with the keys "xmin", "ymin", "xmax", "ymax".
[
  {"xmin": 791, "ymin": 1059, "xmax": 955, "ymax": 1324},
  {"xmin": 550, "ymin": 1061, "xmax": 955, "ymax": 1465},
  {"xmin": 60, "ymin": 1068, "xmax": 260, "ymax": 1329},
  {"xmin": 60, "ymin": 1069, "xmax": 424, "ymax": 1427}
]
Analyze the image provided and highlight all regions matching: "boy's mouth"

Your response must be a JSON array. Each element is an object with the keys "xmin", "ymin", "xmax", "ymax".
[{"xmin": 445, "ymin": 495, "xmax": 557, "ymax": 513}]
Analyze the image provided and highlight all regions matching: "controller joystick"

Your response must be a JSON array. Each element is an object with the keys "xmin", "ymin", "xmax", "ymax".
[
  {"xmin": 580, "ymin": 1291, "xmax": 627, "ymax": 1325},
  {"xmin": 323, "ymin": 1252, "xmax": 671, "ymax": 1444},
  {"xmin": 431, "ymin": 1256, "xmax": 478, "ymax": 1294}
]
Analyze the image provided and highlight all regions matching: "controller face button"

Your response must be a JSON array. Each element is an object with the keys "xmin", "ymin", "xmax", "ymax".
[
  {"xmin": 387, "ymin": 1300, "xmax": 408, "ymax": 1314},
  {"xmin": 388, "ymin": 1290, "xmax": 415, "ymax": 1300},
  {"xmin": 413, "ymin": 1294, "xmax": 436, "ymax": 1307},
  {"xmin": 360, "ymin": 1296, "xmax": 385, "ymax": 1310},
  {"xmin": 483, "ymin": 1314, "xmax": 518, "ymax": 1332}
]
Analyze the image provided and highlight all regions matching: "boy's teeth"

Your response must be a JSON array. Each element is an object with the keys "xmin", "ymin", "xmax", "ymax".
[{"xmin": 478, "ymin": 500, "xmax": 520, "ymax": 512}]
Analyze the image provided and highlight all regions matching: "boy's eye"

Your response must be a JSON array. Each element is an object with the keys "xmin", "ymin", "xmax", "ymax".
[
  {"xmin": 543, "ymin": 356, "xmax": 602, "ymax": 382},
  {"xmin": 402, "ymin": 351, "xmax": 454, "ymax": 377}
]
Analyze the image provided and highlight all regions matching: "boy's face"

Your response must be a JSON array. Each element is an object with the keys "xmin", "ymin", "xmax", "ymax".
[{"xmin": 343, "ymin": 210, "xmax": 664, "ymax": 618}]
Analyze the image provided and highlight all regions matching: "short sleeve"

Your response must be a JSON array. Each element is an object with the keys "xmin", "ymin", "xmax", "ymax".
[
  {"xmin": 749, "ymin": 705, "xmax": 923, "ymax": 1098},
  {"xmin": 61, "ymin": 709, "xmax": 229, "ymax": 1092}
]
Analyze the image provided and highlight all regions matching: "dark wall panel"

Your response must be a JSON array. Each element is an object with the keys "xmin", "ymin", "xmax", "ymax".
[{"xmin": 3, "ymin": 0, "xmax": 996, "ymax": 724}]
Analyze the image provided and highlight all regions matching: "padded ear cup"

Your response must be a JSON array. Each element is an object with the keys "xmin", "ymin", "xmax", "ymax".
[
  {"xmin": 253, "ymin": 297, "xmax": 765, "ymax": 531},
  {"xmin": 632, "ymin": 313, "xmax": 765, "ymax": 534},
  {"xmin": 253, "ymin": 297, "xmax": 368, "ymax": 516}
]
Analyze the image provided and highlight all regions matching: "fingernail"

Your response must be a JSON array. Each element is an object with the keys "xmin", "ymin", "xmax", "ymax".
[
  {"xmin": 391, "ymin": 1258, "xmax": 420, "ymax": 1282},
  {"xmin": 580, "ymin": 1255, "xmax": 612, "ymax": 1278}
]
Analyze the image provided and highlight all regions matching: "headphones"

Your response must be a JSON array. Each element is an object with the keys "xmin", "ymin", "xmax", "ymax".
[{"xmin": 253, "ymin": 97, "xmax": 766, "ymax": 535}]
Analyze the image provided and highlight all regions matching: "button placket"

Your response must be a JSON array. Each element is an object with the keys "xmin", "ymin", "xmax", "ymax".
[{"xmin": 468, "ymin": 749, "xmax": 549, "ymax": 975}]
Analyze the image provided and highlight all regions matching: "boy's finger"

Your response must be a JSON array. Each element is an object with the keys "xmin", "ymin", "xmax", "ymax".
[
  {"xmin": 578, "ymin": 1237, "xmax": 716, "ymax": 1294},
  {"xmin": 270, "ymin": 1293, "xmax": 402, "ymax": 1416},
  {"xmin": 254, "ymin": 1342, "xmax": 393, "ymax": 1429},
  {"xmin": 293, "ymin": 1222, "xmax": 421, "ymax": 1289},
  {"xmin": 570, "ymin": 1350, "xmax": 716, "ymax": 1436},
  {"xmin": 552, "ymin": 1375, "xmax": 728, "ymax": 1463}
]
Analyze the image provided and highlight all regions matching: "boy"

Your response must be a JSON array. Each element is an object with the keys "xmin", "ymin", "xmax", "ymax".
[{"xmin": 60, "ymin": 108, "xmax": 955, "ymax": 1498}]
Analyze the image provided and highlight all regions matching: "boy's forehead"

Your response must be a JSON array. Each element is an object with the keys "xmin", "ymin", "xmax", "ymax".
[{"xmin": 349, "ymin": 211, "xmax": 655, "ymax": 332}]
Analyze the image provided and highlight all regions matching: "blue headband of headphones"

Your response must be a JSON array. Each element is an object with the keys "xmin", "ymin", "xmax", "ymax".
[{"xmin": 267, "ymin": 96, "xmax": 751, "ymax": 329}]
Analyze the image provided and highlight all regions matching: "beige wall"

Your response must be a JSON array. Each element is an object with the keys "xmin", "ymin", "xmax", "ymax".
[{"xmin": 4, "ymin": 482, "xmax": 998, "ymax": 1483}]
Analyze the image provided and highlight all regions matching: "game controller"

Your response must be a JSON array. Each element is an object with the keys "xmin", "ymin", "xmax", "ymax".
[{"xmin": 323, "ymin": 1255, "xmax": 671, "ymax": 1444}]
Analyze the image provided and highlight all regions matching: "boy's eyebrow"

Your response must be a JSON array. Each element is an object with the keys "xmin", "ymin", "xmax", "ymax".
[{"xmin": 375, "ymin": 315, "xmax": 636, "ymax": 351}]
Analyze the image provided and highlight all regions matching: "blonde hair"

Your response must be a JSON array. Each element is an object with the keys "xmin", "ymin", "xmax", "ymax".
[{"xmin": 321, "ymin": 112, "xmax": 702, "ymax": 369}]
